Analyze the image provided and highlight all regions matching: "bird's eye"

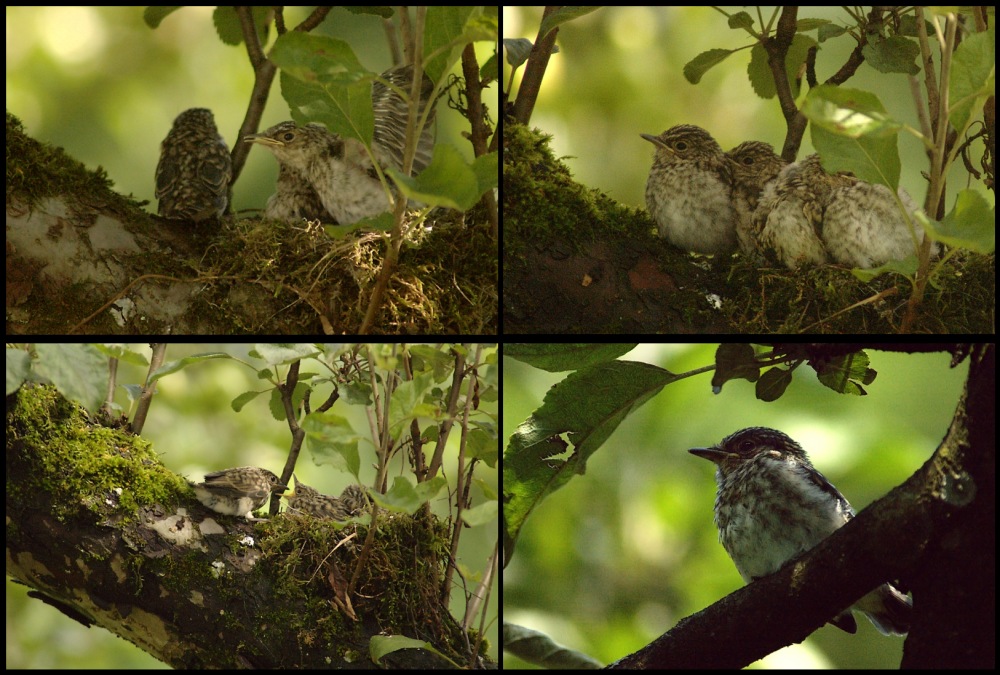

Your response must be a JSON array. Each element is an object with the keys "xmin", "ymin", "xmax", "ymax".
[
  {"xmin": 738, "ymin": 440, "xmax": 754, "ymax": 452},
  {"xmin": 742, "ymin": 156, "xmax": 754, "ymax": 166},
  {"xmin": 675, "ymin": 141, "xmax": 688, "ymax": 151},
  {"xmin": 282, "ymin": 132, "xmax": 295, "ymax": 142}
]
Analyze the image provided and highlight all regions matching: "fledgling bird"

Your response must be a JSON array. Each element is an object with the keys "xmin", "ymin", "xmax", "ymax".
[
  {"xmin": 283, "ymin": 475, "xmax": 353, "ymax": 520},
  {"xmin": 263, "ymin": 162, "xmax": 334, "ymax": 223},
  {"xmin": 822, "ymin": 180, "xmax": 938, "ymax": 269},
  {"xmin": 193, "ymin": 467, "xmax": 287, "ymax": 520},
  {"xmin": 155, "ymin": 108, "xmax": 232, "ymax": 222},
  {"xmin": 753, "ymin": 154, "xmax": 854, "ymax": 269},
  {"xmin": 339, "ymin": 483, "xmax": 371, "ymax": 517},
  {"xmin": 689, "ymin": 427, "xmax": 912, "ymax": 636},
  {"xmin": 754, "ymin": 155, "xmax": 936, "ymax": 270},
  {"xmin": 244, "ymin": 122, "xmax": 392, "ymax": 225},
  {"xmin": 725, "ymin": 141, "xmax": 789, "ymax": 261},
  {"xmin": 245, "ymin": 65, "xmax": 437, "ymax": 225},
  {"xmin": 641, "ymin": 124, "xmax": 737, "ymax": 254}
]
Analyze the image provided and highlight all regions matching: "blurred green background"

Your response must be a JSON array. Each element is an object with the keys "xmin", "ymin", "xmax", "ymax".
[
  {"xmin": 7, "ymin": 343, "xmax": 498, "ymax": 668},
  {"xmin": 503, "ymin": 6, "xmax": 993, "ymax": 215},
  {"xmin": 6, "ymin": 7, "xmax": 493, "ymax": 217},
  {"xmin": 503, "ymin": 344, "xmax": 966, "ymax": 668}
]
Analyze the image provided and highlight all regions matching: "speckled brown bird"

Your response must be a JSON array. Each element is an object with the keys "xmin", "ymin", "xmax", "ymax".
[
  {"xmin": 726, "ymin": 141, "xmax": 788, "ymax": 261},
  {"xmin": 822, "ymin": 180, "xmax": 938, "ymax": 268},
  {"xmin": 244, "ymin": 122, "xmax": 392, "ymax": 225},
  {"xmin": 283, "ymin": 476, "xmax": 354, "ymax": 520},
  {"xmin": 245, "ymin": 65, "xmax": 436, "ymax": 225},
  {"xmin": 193, "ymin": 466, "xmax": 286, "ymax": 520},
  {"xmin": 753, "ymin": 154, "xmax": 855, "ymax": 269},
  {"xmin": 263, "ymin": 161, "xmax": 333, "ymax": 223},
  {"xmin": 338, "ymin": 484, "xmax": 371, "ymax": 517},
  {"xmin": 155, "ymin": 108, "xmax": 232, "ymax": 222},
  {"xmin": 641, "ymin": 124, "xmax": 737, "ymax": 254},
  {"xmin": 754, "ymin": 155, "xmax": 936, "ymax": 269}
]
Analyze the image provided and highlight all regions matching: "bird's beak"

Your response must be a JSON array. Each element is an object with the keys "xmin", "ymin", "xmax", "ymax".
[
  {"xmin": 243, "ymin": 133, "xmax": 282, "ymax": 147},
  {"xmin": 282, "ymin": 474, "xmax": 300, "ymax": 499},
  {"xmin": 689, "ymin": 446, "xmax": 730, "ymax": 464},
  {"xmin": 640, "ymin": 133, "xmax": 672, "ymax": 153}
]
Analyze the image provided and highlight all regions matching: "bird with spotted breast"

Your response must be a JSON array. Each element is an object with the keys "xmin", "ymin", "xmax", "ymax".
[
  {"xmin": 726, "ymin": 141, "xmax": 788, "ymax": 261},
  {"xmin": 155, "ymin": 108, "xmax": 232, "ymax": 222}
]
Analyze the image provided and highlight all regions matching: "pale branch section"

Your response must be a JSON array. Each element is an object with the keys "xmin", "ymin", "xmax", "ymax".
[{"xmin": 6, "ymin": 384, "xmax": 482, "ymax": 669}]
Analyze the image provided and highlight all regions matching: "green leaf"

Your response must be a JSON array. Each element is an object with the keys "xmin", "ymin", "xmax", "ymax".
[
  {"xmin": 814, "ymin": 352, "xmax": 876, "ymax": 395},
  {"xmin": 503, "ymin": 360, "xmax": 676, "ymax": 563},
  {"xmin": 271, "ymin": 32, "xmax": 374, "ymax": 143},
  {"xmin": 504, "ymin": 343, "xmax": 638, "ymax": 372},
  {"xmin": 684, "ymin": 49, "xmax": 737, "ymax": 85},
  {"xmin": 728, "ymin": 12, "xmax": 754, "ymax": 30},
  {"xmin": 756, "ymin": 367, "xmax": 793, "ymax": 401},
  {"xmin": 391, "ymin": 145, "xmax": 495, "ymax": 210},
  {"xmin": 370, "ymin": 634, "xmax": 461, "ymax": 668},
  {"xmin": 747, "ymin": 34, "xmax": 816, "ymax": 99},
  {"xmin": 806, "ymin": 85, "xmax": 903, "ymax": 188},
  {"xmin": 949, "ymin": 28, "xmax": 996, "ymax": 132},
  {"xmin": 711, "ymin": 343, "xmax": 760, "ymax": 393},
  {"xmin": 503, "ymin": 38, "xmax": 534, "ymax": 68},
  {"xmin": 862, "ymin": 34, "xmax": 920, "ymax": 75},
  {"xmin": 538, "ymin": 6, "xmax": 601, "ymax": 41},
  {"xmin": 919, "ymin": 189, "xmax": 996, "ymax": 253}
]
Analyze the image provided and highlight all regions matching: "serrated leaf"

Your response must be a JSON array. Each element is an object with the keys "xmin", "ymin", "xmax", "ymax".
[
  {"xmin": 862, "ymin": 35, "xmax": 920, "ymax": 75},
  {"xmin": 796, "ymin": 18, "xmax": 831, "ymax": 31},
  {"xmin": 728, "ymin": 12, "xmax": 754, "ymax": 30}
]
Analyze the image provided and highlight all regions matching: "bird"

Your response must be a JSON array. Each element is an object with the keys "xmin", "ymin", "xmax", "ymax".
[
  {"xmin": 640, "ymin": 124, "xmax": 737, "ymax": 255},
  {"xmin": 338, "ymin": 484, "xmax": 371, "ymax": 517},
  {"xmin": 371, "ymin": 64, "xmax": 436, "ymax": 176},
  {"xmin": 155, "ymin": 108, "xmax": 232, "ymax": 222},
  {"xmin": 282, "ymin": 475, "xmax": 359, "ymax": 521},
  {"xmin": 753, "ymin": 154, "xmax": 937, "ymax": 269},
  {"xmin": 689, "ymin": 427, "xmax": 913, "ymax": 636},
  {"xmin": 193, "ymin": 467, "xmax": 286, "ymax": 520},
  {"xmin": 753, "ymin": 154, "xmax": 854, "ymax": 269},
  {"xmin": 244, "ymin": 65, "xmax": 436, "ymax": 225},
  {"xmin": 725, "ymin": 141, "xmax": 789, "ymax": 260},
  {"xmin": 822, "ymin": 180, "xmax": 938, "ymax": 269},
  {"xmin": 262, "ymin": 161, "xmax": 333, "ymax": 223},
  {"xmin": 243, "ymin": 121, "xmax": 394, "ymax": 225}
]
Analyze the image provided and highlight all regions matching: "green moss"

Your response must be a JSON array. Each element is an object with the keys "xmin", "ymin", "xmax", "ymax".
[
  {"xmin": 502, "ymin": 121, "xmax": 649, "ymax": 263},
  {"xmin": 7, "ymin": 384, "xmax": 489, "ymax": 666},
  {"xmin": 6, "ymin": 384, "xmax": 188, "ymax": 526},
  {"xmin": 6, "ymin": 111, "xmax": 142, "ymax": 217}
]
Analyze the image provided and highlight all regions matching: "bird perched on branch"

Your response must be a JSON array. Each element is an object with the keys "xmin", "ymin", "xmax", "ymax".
[
  {"xmin": 193, "ymin": 466, "xmax": 286, "ymax": 520},
  {"xmin": 155, "ymin": 108, "xmax": 232, "ymax": 222},
  {"xmin": 641, "ymin": 124, "xmax": 738, "ymax": 255},
  {"xmin": 244, "ymin": 65, "xmax": 436, "ymax": 225},
  {"xmin": 725, "ymin": 141, "xmax": 788, "ymax": 261},
  {"xmin": 690, "ymin": 427, "xmax": 912, "ymax": 636},
  {"xmin": 753, "ymin": 154, "xmax": 936, "ymax": 269}
]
